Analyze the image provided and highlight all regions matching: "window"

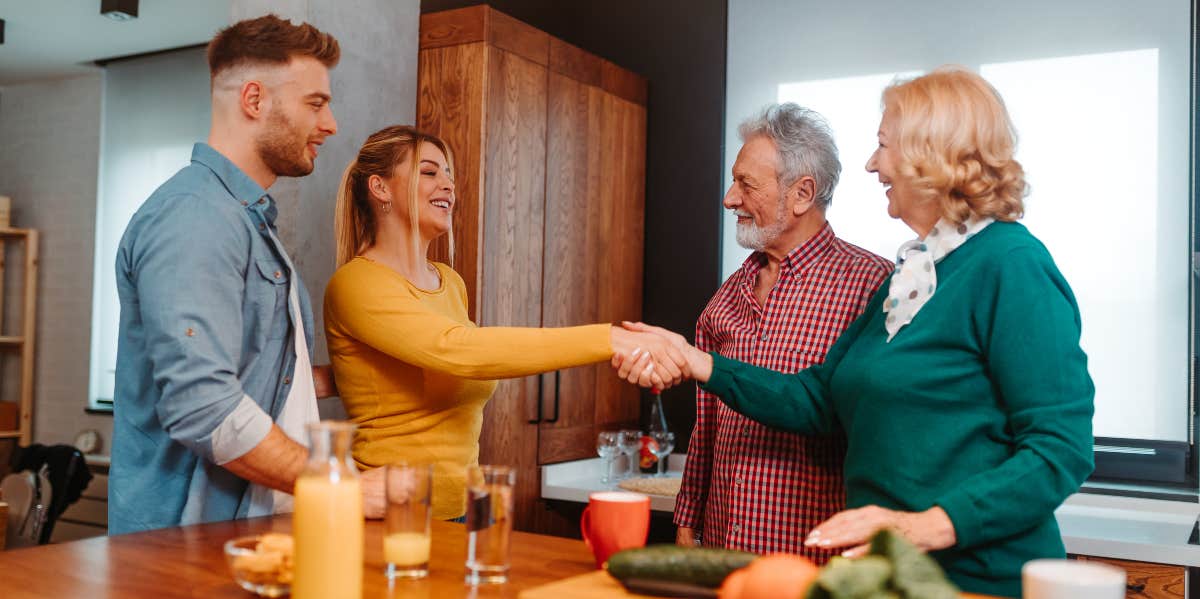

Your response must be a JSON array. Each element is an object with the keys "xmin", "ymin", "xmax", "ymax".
[
  {"xmin": 89, "ymin": 47, "xmax": 210, "ymax": 410},
  {"xmin": 725, "ymin": 0, "xmax": 1194, "ymax": 488}
]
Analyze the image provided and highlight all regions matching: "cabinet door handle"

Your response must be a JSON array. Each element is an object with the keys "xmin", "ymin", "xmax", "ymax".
[
  {"xmin": 545, "ymin": 370, "xmax": 561, "ymax": 424},
  {"xmin": 1126, "ymin": 583, "xmax": 1146, "ymax": 593},
  {"xmin": 528, "ymin": 373, "xmax": 544, "ymax": 424}
]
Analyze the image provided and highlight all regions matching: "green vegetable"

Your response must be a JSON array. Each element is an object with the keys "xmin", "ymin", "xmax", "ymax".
[
  {"xmin": 605, "ymin": 544, "xmax": 758, "ymax": 588},
  {"xmin": 805, "ymin": 531, "xmax": 959, "ymax": 599}
]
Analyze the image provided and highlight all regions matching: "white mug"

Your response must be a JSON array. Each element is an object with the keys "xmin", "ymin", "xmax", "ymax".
[{"xmin": 1022, "ymin": 559, "xmax": 1125, "ymax": 599}]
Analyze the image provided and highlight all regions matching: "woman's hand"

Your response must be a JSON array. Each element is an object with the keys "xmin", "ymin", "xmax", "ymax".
[
  {"xmin": 617, "ymin": 321, "xmax": 714, "ymax": 384},
  {"xmin": 610, "ymin": 325, "xmax": 688, "ymax": 389},
  {"xmin": 805, "ymin": 505, "xmax": 957, "ymax": 557}
]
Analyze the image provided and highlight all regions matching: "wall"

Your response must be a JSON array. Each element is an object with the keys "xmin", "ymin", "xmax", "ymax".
[
  {"xmin": 232, "ymin": 0, "xmax": 421, "ymax": 419},
  {"xmin": 0, "ymin": 74, "xmax": 113, "ymax": 447},
  {"xmin": 419, "ymin": 0, "xmax": 729, "ymax": 446}
]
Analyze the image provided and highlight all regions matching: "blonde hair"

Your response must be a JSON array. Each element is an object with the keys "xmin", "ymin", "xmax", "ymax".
[
  {"xmin": 334, "ymin": 125, "xmax": 455, "ymax": 267},
  {"xmin": 882, "ymin": 66, "xmax": 1027, "ymax": 224}
]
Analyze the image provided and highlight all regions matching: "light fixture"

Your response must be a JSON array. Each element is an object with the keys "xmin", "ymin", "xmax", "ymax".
[{"xmin": 101, "ymin": 0, "xmax": 138, "ymax": 21}]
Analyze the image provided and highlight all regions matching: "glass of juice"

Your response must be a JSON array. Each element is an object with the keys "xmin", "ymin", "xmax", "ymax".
[
  {"xmin": 464, "ymin": 465, "xmax": 515, "ymax": 585},
  {"xmin": 384, "ymin": 462, "xmax": 434, "ymax": 579}
]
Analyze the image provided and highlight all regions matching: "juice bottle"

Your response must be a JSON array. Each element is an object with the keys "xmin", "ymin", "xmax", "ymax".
[{"xmin": 292, "ymin": 421, "xmax": 363, "ymax": 599}]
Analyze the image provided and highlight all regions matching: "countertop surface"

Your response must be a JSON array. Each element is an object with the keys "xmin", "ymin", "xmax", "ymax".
[{"xmin": 542, "ymin": 455, "xmax": 1200, "ymax": 566}]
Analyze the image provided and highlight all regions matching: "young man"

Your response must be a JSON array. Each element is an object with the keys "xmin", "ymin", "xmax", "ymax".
[
  {"xmin": 110, "ymin": 15, "xmax": 381, "ymax": 534},
  {"xmin": 673, "ymin": 104, "xmax": 892, "ymax": 560}
]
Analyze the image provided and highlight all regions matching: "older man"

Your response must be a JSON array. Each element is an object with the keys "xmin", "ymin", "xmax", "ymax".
[
  {"xmin": 110, "ymin": 15, "xmax": 381, "ymax": 534},
  {"xmin": 673, "ymin": 104, "xmax": 892, "ymax": 560}
]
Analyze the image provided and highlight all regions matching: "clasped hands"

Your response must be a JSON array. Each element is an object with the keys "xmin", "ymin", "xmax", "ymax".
[{"xmin": 609, "ymin": 322, "xmax": 713, "ymax": 390}]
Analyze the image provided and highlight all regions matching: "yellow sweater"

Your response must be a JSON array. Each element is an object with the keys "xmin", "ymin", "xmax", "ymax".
[{"xmin": 324, "ymin": 258, "xmax": 613, "ymax": 519}]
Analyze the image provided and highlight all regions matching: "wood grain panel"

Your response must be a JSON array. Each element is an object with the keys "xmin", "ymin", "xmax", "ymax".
[
  {"xmin": 1073, "ymin": 555, "xmax": 1185, "ymax": 599},
  {"xmin": 418, "ymin": 5, "xmax": 487, "ymax": 49},
  {"xmin": 537, "ymin": 73, "xmax": 604, "ymax": 465},
  {"xmin": 417, "ymin": 43, "xmax": 488, "ymax": 319},
  {"xmin": 595, "ymin": 94, "xmax": 647, "ymax": 428},
  {"xmin": 488, "ymin": 8, "xmax": 549, "ymax": 66},
  {"xmin": 549, "ymin": 38, "xmax": 602, "ymax": 87},
  {"xmin": 475, "ymin": 46, "xmax": 548, "ymax": 533},
  {"xmin": 600, "ymin": 60, "xmax": 649, "ymax": 106}
]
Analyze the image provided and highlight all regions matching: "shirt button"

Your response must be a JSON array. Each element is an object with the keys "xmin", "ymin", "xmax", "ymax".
[
  {"xmin": 284, "ymin": 376, "xmax": 291, "ymax": 384},
  {"xmin": 258, "ymin": 198, "xmax": 266, "ymax": 205},
  {"xmin": 732, "ymin": 523, "xmax": 741, "ymax": 533},
  {"xmin": 259, "ymin": 223, "xmax": 266, "ymax": 231},
  {"xmin": 760, "ymin": 332, "xmax": 767, "ymax": 341},
  {"xmin": 735, "ymin": 477, "xmax": 744, "ymax": 486},
  {"xmin": 240, "ymin": 200, "xmax": 248, "ymax": 206},
  {"xmin": 274, "ymin": 271, "xmax": 282, "ymax": 279}
]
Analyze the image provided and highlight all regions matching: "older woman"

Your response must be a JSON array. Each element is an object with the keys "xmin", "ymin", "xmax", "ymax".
[
  {"xmin": 622, "ymin": 67, "xmax": 1094, "ymax": 598},
  {"xmin": 325, "ymin": 125, "xmax": 682, "ymax": 521}
]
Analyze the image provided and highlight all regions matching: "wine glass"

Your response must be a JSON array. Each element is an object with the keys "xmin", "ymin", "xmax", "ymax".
[
  {"xmin": 596, "ymin": 432, "xmax": 620, "ymax": 485},
  {"xmin": 617, "ymin": 429, "xmax": 642, "ymax": 480},
  {"xmin": 650, "ymin": 431, "xmax": 675, "ymax": 477}
]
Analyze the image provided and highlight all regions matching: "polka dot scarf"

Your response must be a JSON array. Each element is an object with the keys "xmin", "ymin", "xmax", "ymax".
[{"xmin": 883, "ymin": 216, "xmax": 994, "ymax": 342}]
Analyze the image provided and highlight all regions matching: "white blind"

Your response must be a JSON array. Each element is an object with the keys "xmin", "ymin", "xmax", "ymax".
[
  {"xmin": 90, "ymin": 47, "xmax": 210, "ymax": 406},
  {"xmin": 724, "ymin": 0, "xmax": 1191, "ymax": 441}
]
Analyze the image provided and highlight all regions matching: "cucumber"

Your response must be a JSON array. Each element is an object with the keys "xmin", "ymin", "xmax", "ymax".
[{"xmin": 605, "ymin": 544, "xmax": 758, "ymax": 588}]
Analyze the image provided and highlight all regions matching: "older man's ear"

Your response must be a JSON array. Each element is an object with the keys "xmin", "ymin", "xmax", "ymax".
[{"xmin": 789, "ymin": 176, "xmax": 819, "ymax": 216}]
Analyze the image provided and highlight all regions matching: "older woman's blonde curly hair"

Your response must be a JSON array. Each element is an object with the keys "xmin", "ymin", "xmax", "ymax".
[{"xmin": 883, "ymin": 66, "xmax": 1027, "ymax": 224}]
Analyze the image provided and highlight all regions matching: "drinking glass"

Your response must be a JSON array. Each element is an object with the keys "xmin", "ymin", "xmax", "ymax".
[
  {"xmin": 650, "ymin": 431, "xmax": 675, "ymax": 477},
  {"xmin": 384, "ymin": 462, "xmax": 433, "ymax": 580},
  {"xmin": 596, "ymin": 432, "xmax": 620, "ymax": 485},
  {"xmin": 465, "ymin": 465, "xmax": 515, "ymax": 585},
  {"xmin": 617, "ymin": 429, "xmax": 642, "ymax": 480}
]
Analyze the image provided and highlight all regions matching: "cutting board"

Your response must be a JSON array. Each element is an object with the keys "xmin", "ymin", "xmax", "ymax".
[
  {"xmin": 519, "ymin": 571, "xmax": 677, "ymax": 599},
  {"xmin": 519, "ymin": 570, "xmax": 999, "ymax": 599}
]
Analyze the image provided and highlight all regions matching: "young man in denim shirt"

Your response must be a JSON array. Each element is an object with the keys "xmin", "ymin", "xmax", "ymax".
[{"xmin": 110, "ymin": 15, "xmax": 383, "ymax": 534}]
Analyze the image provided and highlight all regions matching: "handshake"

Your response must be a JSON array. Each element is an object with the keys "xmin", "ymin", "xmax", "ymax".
[{"xmin": 608, "ymin": 322, "xmax": 714, "ymax": 390}]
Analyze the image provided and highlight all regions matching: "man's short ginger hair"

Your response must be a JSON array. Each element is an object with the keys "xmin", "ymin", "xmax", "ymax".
[{"xmin": 207, "ymin": 14, "xmax": 340, "ymax": 80}]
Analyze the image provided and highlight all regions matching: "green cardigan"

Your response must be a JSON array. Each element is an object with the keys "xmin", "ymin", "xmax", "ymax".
[{"xmin": 702, "ymin": 222, "xmax": 1094, "ymax": 598}]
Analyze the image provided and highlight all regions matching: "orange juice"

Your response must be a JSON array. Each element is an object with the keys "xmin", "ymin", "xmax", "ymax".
[
  {"xmin": 292, "ymin": 475, "xmax": 363, "ymax": 599},
  {"xmin": 384, "ymin": 532, "xmax": 432, "ymax": 566}
]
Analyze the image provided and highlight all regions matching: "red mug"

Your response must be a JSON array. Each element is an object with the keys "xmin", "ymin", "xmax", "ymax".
[{"xmin": 580, "ymin": 491, "xmax": 650, "ymax": 568}]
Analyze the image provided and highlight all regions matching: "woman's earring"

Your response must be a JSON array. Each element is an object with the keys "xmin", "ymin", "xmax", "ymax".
[{"xmin": 380, "ymin": 200, "xmax": 392, "ymax": 214}]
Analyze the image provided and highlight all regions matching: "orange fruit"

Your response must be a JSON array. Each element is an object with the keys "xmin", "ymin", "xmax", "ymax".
[{"xmin": 722, "ymin": 554, "xmax": 819, "ymax": 599}]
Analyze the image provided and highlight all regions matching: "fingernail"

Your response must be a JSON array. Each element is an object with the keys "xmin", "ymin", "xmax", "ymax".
[
  {"xmin": 841, "ymin": 549, "xmax": 855, "ymax": 557},
  {"xmin": 819, "ymin": 539, "xmax": 831, "ymax": 547},
  {"xmin": 804, "ymin": 538, "xmax": 817, "ymax": 547},
  {"xmin": 631, "ymin": 347, "xmax": 642, "ymax": 357}
]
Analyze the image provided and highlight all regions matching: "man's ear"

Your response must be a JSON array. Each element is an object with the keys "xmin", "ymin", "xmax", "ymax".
[
  {"xmin": 240, "ymin": 80, "xmax": 266, "ymax": 120},
  {"xmin": 790, "ymin": 176, "xmax": 818, "ymax": 216}
]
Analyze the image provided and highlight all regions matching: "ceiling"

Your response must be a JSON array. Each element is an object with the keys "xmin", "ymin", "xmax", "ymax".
[{"xmin": 0, "ymin": 0, "xmax": 230, "ymax": 86}]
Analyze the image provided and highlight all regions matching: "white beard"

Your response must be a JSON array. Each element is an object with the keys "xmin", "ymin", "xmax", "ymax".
[{"xmin": 735, "ymin": 218, "xmax": 786, "ymax": 250}]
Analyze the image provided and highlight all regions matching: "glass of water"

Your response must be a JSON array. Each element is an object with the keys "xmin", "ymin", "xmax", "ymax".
[
  {"xmin": 618, "ymin": 429, "xmax": 642, "ymax": 479},
  {"xmin": 465, "ymin": 465, "xmax": 515, "ymax": 585},
  {"xmin": 597, "ymin": 431, "xmax": 620, "ymax": 485},
  {"xmin": 650, "ymin": 431, "xmax": 675, "ymax": 477}
]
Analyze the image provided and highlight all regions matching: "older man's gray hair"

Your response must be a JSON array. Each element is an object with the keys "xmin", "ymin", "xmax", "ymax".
[{"xmin": 738, "ymin": 103, "xmax": 841, "ymax": 208}]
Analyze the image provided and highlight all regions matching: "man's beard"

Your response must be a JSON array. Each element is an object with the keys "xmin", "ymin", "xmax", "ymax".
[
  {"xmin": 734, "ymin": 198, "xmax": 788, "ymax": 250},
  {"xmin": 257, "ymin": 107, "xmax": 314, "ymax": 178}
]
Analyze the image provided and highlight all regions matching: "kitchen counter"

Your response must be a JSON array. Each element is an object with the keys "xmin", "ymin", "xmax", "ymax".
[{"xmin": 542, "ymin": 456, "xmax": 1200, "ymax": 567}]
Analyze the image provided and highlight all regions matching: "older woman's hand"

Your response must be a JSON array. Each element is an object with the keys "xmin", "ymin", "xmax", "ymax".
[
  {"xmin": 610, "ymin": 325, "xmax": 690, "ymax": 389},
  {"xmin": 805, "ymin": 505, "xmax": 957, "ymax": 557},
  {"xmin": 619, "ymin": 321, "xmax": 714, "ymax": 383}
]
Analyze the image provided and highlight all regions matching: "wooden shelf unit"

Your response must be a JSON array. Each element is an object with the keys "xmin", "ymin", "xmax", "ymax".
[{"xmin": 0, "ymin": 228, "xmax": 39, "ymax": 446}]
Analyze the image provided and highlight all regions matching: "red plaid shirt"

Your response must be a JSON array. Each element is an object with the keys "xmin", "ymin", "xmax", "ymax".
[{"xmin": 674, "ymin": 224, "xmax": 891, "ymax": 562}]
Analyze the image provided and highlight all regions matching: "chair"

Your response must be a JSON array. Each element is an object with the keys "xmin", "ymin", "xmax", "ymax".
[{"xmin": 7, "ymin": 444, "xmax": 92, "ymax": 544}]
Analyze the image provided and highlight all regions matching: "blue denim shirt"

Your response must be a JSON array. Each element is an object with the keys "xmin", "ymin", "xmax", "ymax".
[{"xmin": 109, "ymin": 143, "xmax": 314, "ymax": 534}]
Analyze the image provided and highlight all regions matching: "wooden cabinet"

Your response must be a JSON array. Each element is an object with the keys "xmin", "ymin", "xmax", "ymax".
[
  {"xmin": 1072, "ymin": 555, "xmax": 1185, "ymax": 598},
  {"xmin": 416, "ymin": 6, "xmax": 647, "ymax": 534}
]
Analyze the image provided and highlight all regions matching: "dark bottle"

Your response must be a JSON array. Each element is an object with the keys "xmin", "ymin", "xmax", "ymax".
[{"xmin": 639, "ymin": 391, "xmax": 670, "ymax": 474}]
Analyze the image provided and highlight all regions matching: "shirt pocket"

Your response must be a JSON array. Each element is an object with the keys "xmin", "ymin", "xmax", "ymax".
[{"xmin": 251, "ymin": 257, "xmax": 291, "ymax": 341}]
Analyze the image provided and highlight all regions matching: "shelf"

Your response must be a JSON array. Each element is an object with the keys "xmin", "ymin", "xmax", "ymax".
[
  {"xmin": 0, "ymin": 336, "xmax": 24, "ymax": 346},
  {"xmin": 0, "ymin": 431, "xmax": 21, "ymax": 439}
]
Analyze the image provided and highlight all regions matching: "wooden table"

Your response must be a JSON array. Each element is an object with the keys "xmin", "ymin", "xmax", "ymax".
[
  {"xmin": 0, "ymin": 515, "xmax": 595, "ymax": 598},
  {"xmin": 0, "ymin": 515, "xmax": 1000, "ymax": 598}
]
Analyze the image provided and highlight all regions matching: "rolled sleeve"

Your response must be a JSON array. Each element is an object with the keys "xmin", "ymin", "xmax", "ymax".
[
  {"xmin": 133, "ymin": 195, "xmax": 256, "ymax": 464},
  {"xmin": 210, "ymin": 395, "xmax": 274, "ymax": 465}
]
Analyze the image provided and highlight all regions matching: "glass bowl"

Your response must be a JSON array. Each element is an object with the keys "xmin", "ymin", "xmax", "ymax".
[{"xmin": 224, "ymin": 534, "xmax": 293, "ymax": 597}]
